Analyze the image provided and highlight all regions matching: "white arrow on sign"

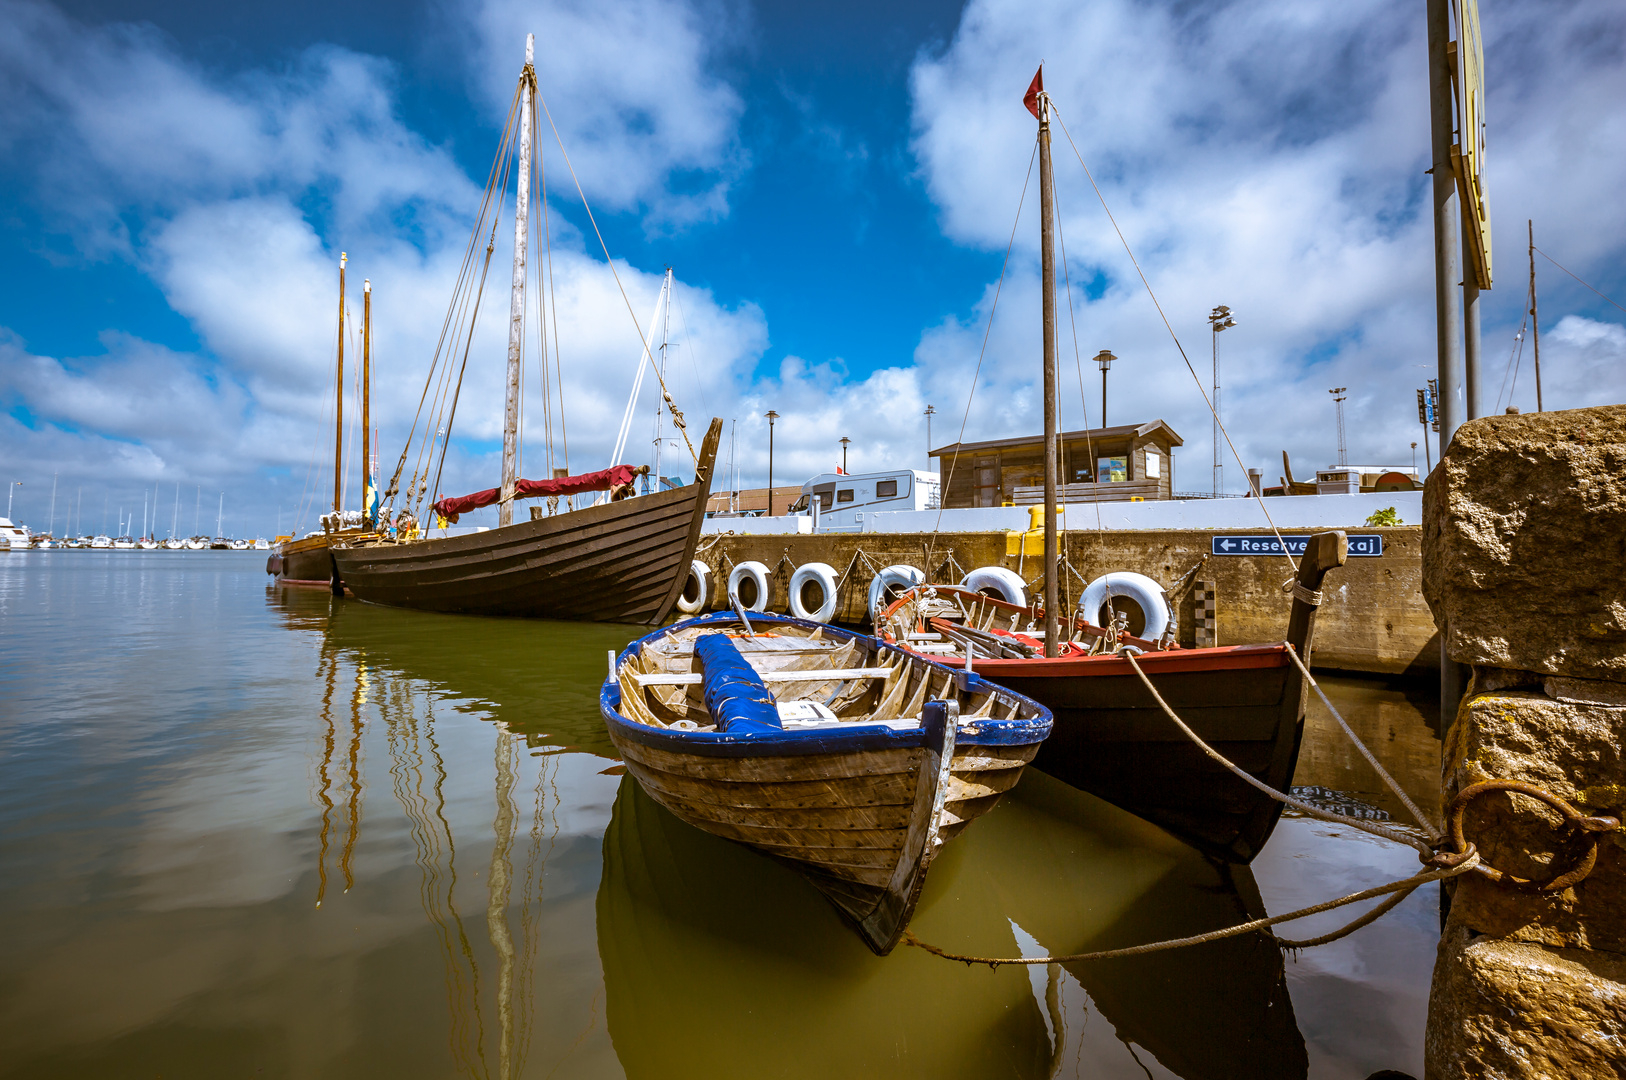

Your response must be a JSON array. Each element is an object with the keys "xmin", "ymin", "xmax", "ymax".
[{"xmin": 1221, "ymin": 538, "xmax": 1236, "ymax": 550}]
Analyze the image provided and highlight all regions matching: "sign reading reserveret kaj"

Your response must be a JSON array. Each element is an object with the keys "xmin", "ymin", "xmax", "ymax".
[{"xmin": 1211, "ymin": 534, "xmax": 1384, "ymax": 557}]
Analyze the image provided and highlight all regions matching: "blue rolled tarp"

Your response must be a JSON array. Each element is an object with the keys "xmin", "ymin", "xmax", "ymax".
[{"xmin": 694, "ymin": 633, "xmax": 783, "ymax": 734}]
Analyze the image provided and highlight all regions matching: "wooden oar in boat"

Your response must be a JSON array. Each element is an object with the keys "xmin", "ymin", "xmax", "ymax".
[{"xmin": 600, "ymin": 610, "xmax": 1053, "ymax": 954}]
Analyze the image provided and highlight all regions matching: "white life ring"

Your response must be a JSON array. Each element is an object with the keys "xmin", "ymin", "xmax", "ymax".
[
  {"xmin": 1078, "ymin": 571, "xmax": 1170, "ymax": 640},
  {"xmin": 789, "ymin": 562, "xmax": 839, "ymax": 623},
  {"xmin": 958, "ymin": 565, "xmax": 1029, "ymax": 609},
  {"xmin": 727, "ymin": 560, "xmax": 773, "ymax": 613},
  {"xmin": 677, "ymin": 560, "xmax": 712, "ymax": 614},
  {"xmin": 867, "ymin": 564, "xmax": 925, "ymax": 625}
]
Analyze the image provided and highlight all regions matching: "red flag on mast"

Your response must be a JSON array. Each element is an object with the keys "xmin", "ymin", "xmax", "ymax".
[{"xmin": 1023, "ymin": 64, "xmax": 1043, "ymax": 118}]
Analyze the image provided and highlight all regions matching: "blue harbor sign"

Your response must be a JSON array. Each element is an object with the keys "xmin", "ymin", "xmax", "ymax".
[{"xmin": 1211, "ymin": 534, "xmax": 1384, "ymax": 557}]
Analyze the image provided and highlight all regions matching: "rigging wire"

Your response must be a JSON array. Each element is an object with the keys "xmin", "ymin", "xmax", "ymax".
[
  {"xmin": 1535, "ymin": 246, "xmax": 1626, "ymax": 316},
  {"xmin": 535, "ymin": 91, "xmax": 697, "ymax": 464},
  {"xmin": 925, "ymin": 139, "xmax": 1039, "ymax": 566},
  {"xmin": 1493, "ymin": 284, "xmax": 1530, "ymax": 414},
  {"xmin": 1050, "ymin": 102, "xmax": 1298, "ymax": 577},
  {"xmin": 1049, "ymin": 149, "xmax": 1113, "ymax": 602},
  {"xmin": 386, "ymin": 77, "xmax": 524, "ymax": 520}
]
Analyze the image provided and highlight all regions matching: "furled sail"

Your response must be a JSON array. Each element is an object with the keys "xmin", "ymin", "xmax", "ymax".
[{"xmin": 433, "ymin": 464, "xmax": 646, "ymax": 523}]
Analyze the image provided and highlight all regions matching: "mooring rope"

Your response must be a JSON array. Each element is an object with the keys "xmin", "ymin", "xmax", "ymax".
[
  {"xmin": 902, "ymin": 851, "xmax": 1479, "ymax": 967},
  {"xmin": 905, "ymin": 643, "xmax": 1455, "ymax": 967},
  {"xmin": 1121, "ymin": 649, "xmax": 1434, "ymax": 854},
  {"xmin": 1282, "ymin": 645, "xmax": 1440, "ymax": 836}
]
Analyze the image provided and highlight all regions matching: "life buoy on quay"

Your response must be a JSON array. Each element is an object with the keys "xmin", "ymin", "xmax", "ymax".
[
  {"xmin": 789, "ymin": 562, "xmax": 840, "ymax": 623},
  {"xmin": 867, "ymin": 565, "xmax": 925, "ymax": 625},
  {"xmin": 676, "ymin": 560, "xmax": 712, "ymax": 615},
  {"xmin": 958, "ymin": 566, "xmax": 1029, "ymax": 608},
  {"xmin": 727, "ymin": 561, "xmax": 774, "ymax": 613},
  {"xmin": 1077, "ymin": 571, "xmax": 1170, "ymax": 640}
]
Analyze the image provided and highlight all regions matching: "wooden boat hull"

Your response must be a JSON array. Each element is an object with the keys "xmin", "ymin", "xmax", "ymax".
[
  {"xmin": 331, "ymin": 419, "xmax": 721, "ymax": 623},
  {"xmin": 602, "ymin": 611, "xmax": 1052, "ymax": 953},
  {"xmin": 959, "ymin": 644, "xmax": 1302, "ymax": 863},
  {"xmin": 270, "ymin": 528, "xmax": 374, "ymax": 588},
  {"xmin": 878, "ymin": 532, "xmax": 1348, "ymax": 863},
  {"xmin": 613, "ymin": 734, "xmax": 1036, "ymax": 937}
]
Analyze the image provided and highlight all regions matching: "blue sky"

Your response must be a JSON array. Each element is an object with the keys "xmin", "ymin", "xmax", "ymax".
[{"xmin": 1, "ymin": 0, "xmax": 1624, "ymax": 536}]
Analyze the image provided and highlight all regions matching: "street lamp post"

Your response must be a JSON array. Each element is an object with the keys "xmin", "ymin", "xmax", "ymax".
[
  {"xmin": 765, "ymin": 410, "xmax": 779, "ymax": 516},
  {"xmin": 924, "ymin": 405, "xmax": 935, "ymax": 471},
  {"xmin": 1208, "ymin": 305, "xmax": 1236, "ymax": 494},
  {"xmin": 1093, "ymin": 350, "xmax": 1116, "ymax": 428},
  {"xmin": 840, "ymin": 436, "xmax": 851, "ymax": 474}
]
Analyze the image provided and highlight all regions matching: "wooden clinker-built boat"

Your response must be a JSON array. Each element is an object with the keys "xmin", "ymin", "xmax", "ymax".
[
  {"xmin": 333, "ymin": 418, "xmax": 721, "ymax": 622},
  {"xmin": 601, "ymin": 610, "xmax": 1053, "ymax": 954},
  {"xmin": 878, "ymin": 532, "xmax": 1348, "ymax": 864}
]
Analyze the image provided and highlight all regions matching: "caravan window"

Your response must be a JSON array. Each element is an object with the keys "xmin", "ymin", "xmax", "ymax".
[
  {"xmin": 788, "ymin": 494, "xmax": 809, "ymax": 513},
  {"xmin": 817, "ymin": 491, "xmax": 833, "ymax": 511},
  {"xmin": 837, "ymin": 489, "xmax": 854, "ymax": 503},
  {"xmin": 875, "ymin": 479, "xmax": 898, "ymax": 498}
]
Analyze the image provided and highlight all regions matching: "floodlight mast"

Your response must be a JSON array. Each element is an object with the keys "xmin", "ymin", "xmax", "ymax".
[{"xmin": 1208, "ymin": 306, "xmax": 1236, "ymax": 494}]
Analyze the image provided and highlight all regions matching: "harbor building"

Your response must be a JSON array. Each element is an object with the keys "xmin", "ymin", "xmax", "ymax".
[{"xmin": 931, "ymin": 420, "xmax": 1184, "ymax": 507}]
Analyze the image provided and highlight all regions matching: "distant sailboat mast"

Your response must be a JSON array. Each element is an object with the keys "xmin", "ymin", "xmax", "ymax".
[{"xmin": 499, "ymin": 35, "xmax": 536, "ymax": 529}]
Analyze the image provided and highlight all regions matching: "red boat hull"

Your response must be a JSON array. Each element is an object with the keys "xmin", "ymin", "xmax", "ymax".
[{"xmin": 940, "ymin": 644, "xmax": 1303, "ymax": 862}]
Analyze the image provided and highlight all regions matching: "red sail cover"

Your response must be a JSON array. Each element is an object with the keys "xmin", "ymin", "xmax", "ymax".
[{"xmin": 433, "ymin": 465, "xmax": 642, "ymax": 524}]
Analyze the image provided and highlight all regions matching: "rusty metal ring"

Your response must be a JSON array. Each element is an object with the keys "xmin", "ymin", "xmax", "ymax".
[{"xmin": 1446, "ymin": 779, "xmax": 1620, "ymax": 893}]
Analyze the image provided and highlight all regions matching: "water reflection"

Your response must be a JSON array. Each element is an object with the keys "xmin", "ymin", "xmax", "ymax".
[
  {"xmin": 597, "ymin": 764, "xmax": 1309, "ymax": 1080},
  {"xmin": 0, "ymin": 560, "xmax": 1441, "ymax": 1077}
]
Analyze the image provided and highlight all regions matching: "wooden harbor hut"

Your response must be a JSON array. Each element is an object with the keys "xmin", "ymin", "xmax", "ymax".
[{"xmin": 930, "ymin": 420, "xmax": 1184, "ymax": 507}]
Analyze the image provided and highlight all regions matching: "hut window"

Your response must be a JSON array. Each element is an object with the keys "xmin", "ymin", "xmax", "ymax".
[{"xmin": 1145, "ymin": 451, "xmax": 1161, "ymax": 479}]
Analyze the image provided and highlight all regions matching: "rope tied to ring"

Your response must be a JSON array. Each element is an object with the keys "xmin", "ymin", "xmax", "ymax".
[{"xmin": 1446, "ymin": 779, "xmax": 1620, "ymax": 892}]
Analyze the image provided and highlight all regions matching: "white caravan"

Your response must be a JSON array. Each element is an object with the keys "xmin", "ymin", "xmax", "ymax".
[{"xmin": 787, "ymin": 470, "xmax": 940, "ymax": 533}]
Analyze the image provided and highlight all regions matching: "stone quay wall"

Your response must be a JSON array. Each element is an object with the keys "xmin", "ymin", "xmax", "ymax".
[
  {"xmin": 694, "ymin": 525, "xmax": 1436, "ymax": 675},
  {"xmin": 1424, "ymin": 405, "xmax": 1626, "ymax": 1078}
]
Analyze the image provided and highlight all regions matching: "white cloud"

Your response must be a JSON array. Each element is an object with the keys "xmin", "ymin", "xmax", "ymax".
[
  {"xmin": 902, "ymin": 0, "xmax": 1626, "ymax": 485},
  {"xmin": 457, "ymin": 0, "xmax": 748, "ymax": 230},
  {"xmin": 0, "ymin": 0, "xmax": 766, "ymax": 536}
]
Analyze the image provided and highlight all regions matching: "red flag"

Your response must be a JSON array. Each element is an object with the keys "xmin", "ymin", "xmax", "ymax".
[{"xmin": 1023, "ymin": 64, "xmax": 1043, "ymax": 118}]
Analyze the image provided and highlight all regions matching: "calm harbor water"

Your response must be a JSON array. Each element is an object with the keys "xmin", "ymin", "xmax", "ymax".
[{"xmin": 0, "ymin": 552, "xmax": 1443, "ymax": 1079}]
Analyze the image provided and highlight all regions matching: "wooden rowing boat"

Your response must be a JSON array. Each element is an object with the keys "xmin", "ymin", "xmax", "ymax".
[
  {"xmin": 330, "ymin": 417, "xmax": 721, "ymax": 622},
  {"xmin": 601, "ymin": 610, "xmax": 1053, "ymax": 954},
  {"xmin": 876, "ymin": 531, "xmax": 1348, "ymax": 863}
]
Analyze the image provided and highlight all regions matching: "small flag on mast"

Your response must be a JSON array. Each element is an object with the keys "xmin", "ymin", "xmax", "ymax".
[{"xmin": 1023, "ymin": 64, "xmax": 1044, "ymax": 118}]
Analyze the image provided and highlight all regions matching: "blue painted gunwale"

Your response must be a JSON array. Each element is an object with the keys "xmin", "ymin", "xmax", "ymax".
[{"xmin": 600, "ymin": 611, "xmax": 1053, "ymax": 759}]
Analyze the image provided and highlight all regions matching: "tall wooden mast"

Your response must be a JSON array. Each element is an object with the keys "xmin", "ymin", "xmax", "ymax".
[
  {"xmin": 335, "ymin": 252, "xmax": 347, "ymax": 516},
  {"xmin": 362, "ymin": 278, "xmax": 372, "ymax": 525},
  {"xmin": 500, "ymin": 35, "xmax": 536, "ymax": 529},
  {"xmin": 1037, "ymin": 86, "xmax": 1059, "ymax": 657}
]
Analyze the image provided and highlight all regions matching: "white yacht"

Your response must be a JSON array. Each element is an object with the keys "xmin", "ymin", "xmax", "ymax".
[
  {"xmin": 184, "ymin": 536, "xmax": 207, "ymax": 550},
  {"xmin": 138, "ymin": 538, "xmax": 160, "ymax": 550},
  {"xmin": 90, "ymin": 535, "xmax": 113, "ymax": 549},
  {"xmin": 163, "ymin": 538, "xmax": 185, "ymax": 550},
  {"xmin": 252, "ymin": 538, "xmax": 270, "ymax": 550},
  {"xmin": 112, "ymin": 536, "xmax": 137, "ymax": 550},
  {"xmin": 0, "ymin": 517, "xmax": 29, "ymax": 551}
]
